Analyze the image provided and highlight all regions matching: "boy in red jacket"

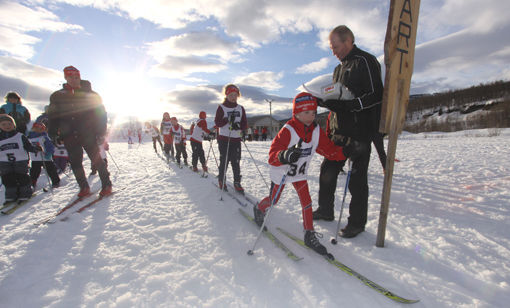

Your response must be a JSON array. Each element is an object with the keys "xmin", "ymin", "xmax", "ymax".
[{"xmin": 253, "ymin": 92, "xmax": 362, "ymax": 256}]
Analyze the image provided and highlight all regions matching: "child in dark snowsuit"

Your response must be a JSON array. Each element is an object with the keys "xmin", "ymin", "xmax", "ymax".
[{"xmin": 0, "ymin": 115, "xmax": 41, "ymax": 202}]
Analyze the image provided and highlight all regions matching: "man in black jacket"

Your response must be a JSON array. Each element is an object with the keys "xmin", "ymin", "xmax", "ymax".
[
  {"xmin": 313, "ymin": 25, "xmax": 383, "ymax": 238},
  {"xmin": 47, "ymin": 66, "xmax": 112, "ymax": 197}
]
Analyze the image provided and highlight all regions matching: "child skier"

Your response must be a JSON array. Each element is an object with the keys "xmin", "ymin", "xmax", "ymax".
[
  {"xmin": 27, "ymin": 122, "xmax": 60, "ymax": 188},
  {"xmin": 189, "ymin": 111, "xmax": 212, "ymax": 173},
  {"xmin": 53, "ymin": 137, "xmax": 69, "ymax": 174},
  {"xmin": 0, "ymin": 115, "xmax": 41, "ymax": 202},
  {"xmin": 144, "ymin": 122, "xmax": 163, "ymax": 153},
  {"xmin": 170, "ymin": 117, "xmax": 188, "ymax": 166},
  {"xmin": 252, "ymin": 92, "xmax": 362, "ymax": 256},
  {"xmin": 214, "ymin": 84, "xmax": 247, "ymax": 193},
  {"xmin": 160, "ymin": 112, "xmax": 175, "ymax": 160}
]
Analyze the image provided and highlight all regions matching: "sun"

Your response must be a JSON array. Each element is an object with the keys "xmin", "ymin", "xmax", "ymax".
[{"xmin": 100, "ymin": 72, "xmax": 165, "ymax": 122}]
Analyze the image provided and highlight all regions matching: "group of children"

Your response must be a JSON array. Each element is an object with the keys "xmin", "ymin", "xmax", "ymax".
[
  {"xmin": 0, "ymin": 114, "xmax": 66, "ymax": 203},
  {"xmin": 143, "ymin": 111, "xmax": 214, "ymax": 173}
]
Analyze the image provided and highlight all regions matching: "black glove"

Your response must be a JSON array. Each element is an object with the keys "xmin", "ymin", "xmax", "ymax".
[
  {"xmin": 231, "ymin": 122, "xmax": 241, "ymax": 130},
  {"xmin": 34, "ymin": 145, "xmax": 43, "ymax": 152},
  {"xmin": 228, "ymin": 113, "xmax": 236, "ymax": 125},
  {"xmin": 278, "ymin": 140, "xmax": 303, "ymax": 164},
  {"xmin": 323, "ymin": 99, "xmax": 361, "ymax": 112},
  {"xmin": 316, "ymin": 97, "xmax": 326, "ymax": 108},
  {"xmin": 342, "ymin": 140, "xmax": 368, "ymax": 161}
]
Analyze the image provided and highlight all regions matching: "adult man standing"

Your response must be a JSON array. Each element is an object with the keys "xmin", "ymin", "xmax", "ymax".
[
  {"xmin": 47, "ymin": 66, "xmax": 112, "ymax": 197},
  {"xmin": 313, "ymin": 25, "xmax": 383, "ymax": 238}
]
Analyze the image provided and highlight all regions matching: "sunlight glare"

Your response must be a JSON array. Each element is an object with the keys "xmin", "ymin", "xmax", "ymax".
[{"xmin": 101, "ymin": 72, "xmax": 164, "ymax": 123}]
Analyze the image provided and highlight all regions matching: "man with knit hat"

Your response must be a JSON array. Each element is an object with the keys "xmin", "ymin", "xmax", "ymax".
[
  {"xmin": 48, "ymin": 66, "xmax": 112, "ymax": 197},
  {"xmin": 252, "ymin": 92, "xmax": 363, "ymax": 256}
]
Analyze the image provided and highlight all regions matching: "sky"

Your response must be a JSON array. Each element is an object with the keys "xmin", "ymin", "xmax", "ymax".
[{"xmin": 1, "ymin": 0, "xmax": 510, "ymax": 126}]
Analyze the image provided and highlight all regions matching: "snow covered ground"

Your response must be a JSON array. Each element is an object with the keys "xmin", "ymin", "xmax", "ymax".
[{"xmin": 1, "ymin": 128, "xmax": 509, "ymax": 307}]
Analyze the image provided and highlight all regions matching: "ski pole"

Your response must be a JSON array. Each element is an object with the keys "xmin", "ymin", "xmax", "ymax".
[
  {"xmin": 247, "ymin": 167, "xmax": 289, "ymax": 256},
  {"xmin": 106, "ymin": 150, "xmax": 121, "ymax": 172},
  {"xmin": 242, "ymin": 140, "xmax": 270, "ymax": 191},
  {"xmin": 248, "ymin": 139, "xmax": 302, "ymax": 255},
  {"xmin": 219, "ymin": 128, "xmax": 233, "ymax": 201},
  {"xmin": 210, "ymin": 140, "xmax": 219, "ymax": 169},
  {"xmin": 40, "ymin": 149, "xmax": 54, "ymax": 194},
  {"xmin": 331, "ymin": 159, "xmax": 352, "ymax": 245}
]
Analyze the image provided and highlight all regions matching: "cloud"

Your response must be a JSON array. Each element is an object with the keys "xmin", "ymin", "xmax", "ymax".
[
  {"xmin": 234, "ymin": 71, "xmax": 284, "ymax": 92},
  {"xmin": 146, "ymin": 31, "xmax": 249, "ymax": 78},
  {"xmin": 158, "ymin": 84, "xmax": 292, "ymax": 125},
  {"xmin": 147, "ymin": 31, "xmax": 248, "ymax": 62},
  {"xmin": 149, "ymin": 55, "xmax": 227, "ymax": 77},
  {"xmin": 0, "ymin": 1, "xmax": 83, "ymax": 59},
  {"xmin": 411, "ymin": 22, "xmax": 510, "ymax": 93},
  {"xmin": 295, "ymin": 57, "xmax": 331, "ymax": 74},
  {"xmin": 0, "ymin": 56, "xmax": 62, "ymax": 90}
]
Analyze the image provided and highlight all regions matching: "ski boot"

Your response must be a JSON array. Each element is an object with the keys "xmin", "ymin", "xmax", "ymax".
[
  {"xmin": 78, "ymin": 186, "xmax": 91, "ymax": 198},
  {"xmin": 99, "ymin": 185, "xmax": 113, "ymax": 197},
  {"xmin": 304, "ymin": 230, "xmax": 328, "ymax": 256},
  {"xmin": 233, "ymin": 182, "xmax": 244, "ymax": 195},
  {"xmin": 253, "ymin": 205, "xmax": 265, "ymax": 227},
  {"xmin": 218, "ymin": 179, "xmax": 227, "ymax": 191}
]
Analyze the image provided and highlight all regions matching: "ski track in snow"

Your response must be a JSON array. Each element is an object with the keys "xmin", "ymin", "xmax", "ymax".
[{"xmin": 0, "ymin": 128, "xmax": 509, "ymax": 307}]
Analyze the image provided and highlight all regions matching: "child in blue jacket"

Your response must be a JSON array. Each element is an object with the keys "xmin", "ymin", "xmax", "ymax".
[{"xmin": 27, "ymin": 122, "xmax": 60, "ymax": 188}]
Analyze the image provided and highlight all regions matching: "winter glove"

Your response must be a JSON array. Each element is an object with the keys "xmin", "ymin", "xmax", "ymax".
[
  {"xmin": 316, "ymin": 97, "xmax": 326, "ymax": 108},
  {"xmin": 323, "ymin": 99, "xmax": 361, "ymax": 112},
  {"xmin": 342, "ymin": 140, "xmax": 368, "ymax": 161},
  {"xmin": 231, "ymin": 122, "xmax": 241, "ymax": 130},
  {"xmin": 278, "ymin": 140, "xmax": 303, "ymax": 164},
  {"xmin": 228, "ymin": 113, "xmax": 236, "ymax": 125}
]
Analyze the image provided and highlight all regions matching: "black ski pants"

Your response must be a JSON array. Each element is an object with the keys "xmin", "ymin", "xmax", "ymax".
[
  {"xmin": 217, "ymin": 139, "xmax": 241, "ymax": 184},
  {"xmin": 0, "ymin": 161, "xmax": 32, "ymax": 200},
  {"xmin": 190, "ymin": 140, "xmax": 206, "ymax": 168},
  {"xmin": 152, "ymin": 136, "xmax": 163, "ymax": 152},
  {"xmin": 30, "ymin": 160, "xmax": 60, "ymax": 186},
  {"xmin": 64, "ymin": 135, "xmax": 111, "ymax": 190},
  {"xmin": 318, "ymin": 142, "xmax": 371, "ymax": 228},
  {"xmin": 174, "ymin": 142, "xmax": 187, "ymax": 164}
]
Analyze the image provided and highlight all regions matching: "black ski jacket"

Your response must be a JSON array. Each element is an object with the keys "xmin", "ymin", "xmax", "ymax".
[
  {"xmin": 47, "ymin": 80, "xmax": 107, "ymax": 143},
  {"xmin": 328, "ymin": 45, "xmax": 383, "ymax": 143}
]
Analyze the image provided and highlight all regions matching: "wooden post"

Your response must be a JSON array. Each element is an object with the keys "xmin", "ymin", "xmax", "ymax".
[{"xmin": 376, "ymin": 0, "xmax": 421, "ymax": 247}]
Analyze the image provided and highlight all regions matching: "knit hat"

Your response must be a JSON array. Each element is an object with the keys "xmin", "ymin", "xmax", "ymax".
[
  {"xmin": 224, "ymin": 84, "xmax": 240, "ymax": 96},
  {"xmin": 293, "ymin": 92, "xmax": 317, "ymax": 115},
  {"xmin": 5, "ymin": 92, "xmax": 21, "ymax": 102},
  {"xmin": 63, "ymin": 66, "xmax": 80, "ymax": 78},
  {"xmin": 32, "ymin": 122, "xmax": 47, "ymax": 131},
  {"xmin": 199, "ymin": 111, "xmax": 206, "ymax": 119},
  {"xmin": 0, "ymin": 114, "xmax": 16, "ymax": 127}
]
